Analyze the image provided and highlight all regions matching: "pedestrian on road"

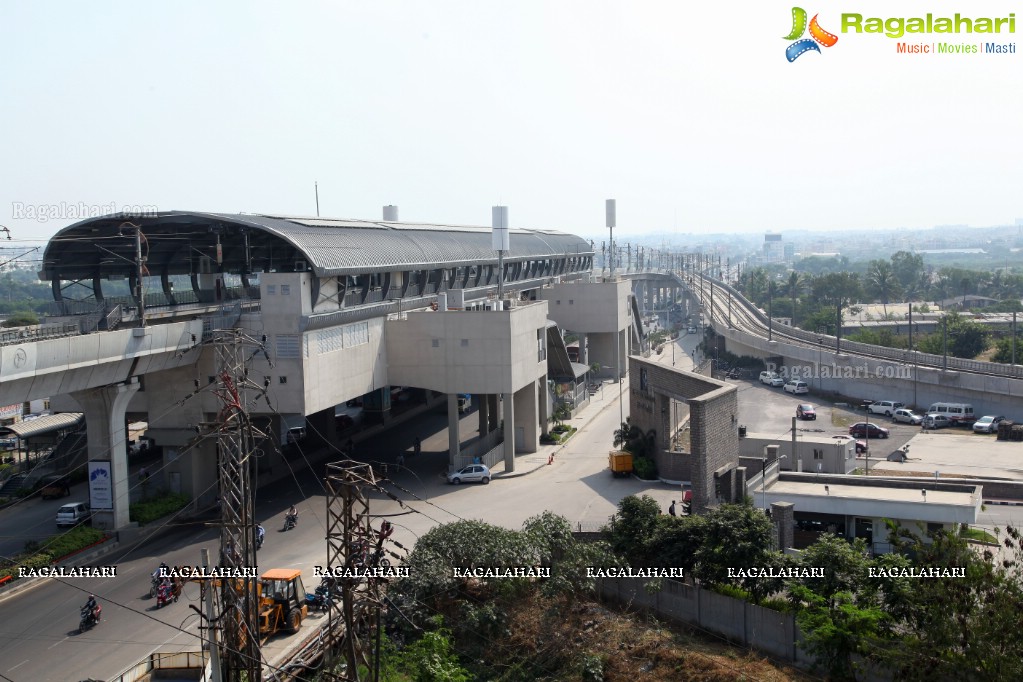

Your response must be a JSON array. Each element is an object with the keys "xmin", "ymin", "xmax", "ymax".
[
  {"xmin": 413, "ymin": 436, "xmax": 422, "ymax": 456},
  {"xmin": 396, "ymin": 453, "xmax": 405, "ymax": 468},
  {"xmin": 668, "ymin": 500, "xmax": 677, "ymax": 516}
]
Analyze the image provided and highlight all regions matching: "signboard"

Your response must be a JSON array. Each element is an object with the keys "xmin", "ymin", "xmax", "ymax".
[
  {"xmin": 0, "ymin": 404, "xmax": 21, "ymax": 419},
  {"xmin": 88, "ymin": 460, "xmax": 113, "ymax": 510}
]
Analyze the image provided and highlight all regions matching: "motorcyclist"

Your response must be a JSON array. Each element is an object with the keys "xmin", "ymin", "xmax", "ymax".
[
  {"xmin": 256, "ymin": 524, "xmax": 266, "ymax": 547},
  {"xmin": 284, "ymin": 505, "xmax": 298, "ymax": 530},
  {"xmin": 84, "ymin": 595, "xmax": 100, "ymax": 621}
]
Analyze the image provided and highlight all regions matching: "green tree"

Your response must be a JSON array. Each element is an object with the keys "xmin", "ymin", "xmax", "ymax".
[
  {"xmin": 992, "ymin": 335, "xmax": 1023, "ymax": 364},
  {"xmin": 890, "ymin": 250, "xmax": 924, "ymax": 294},
  {"xmin": 915, "ymin": 311, "xmax": 988, "ymax": 359},
  {"xmin": 692, "ymin": 502, "xmax": 780, "ymax": 603},
  {"xmin": 390, "ymin": 617, "xmax": 471, "ymax": 682},
  {"xmin": 864, "ymin": 259, "xmax": 903, "ymax": 318},
  {"xmin": 605, "ymin": 494, "xmax": 662, "ymax": 564},
  {"xmin": 790, "ymin": 585, "xmax": 885, "ymax": 681},
  {"xmin": 786, "ymin": 271, "xmax": 807, "ymax": 325}
]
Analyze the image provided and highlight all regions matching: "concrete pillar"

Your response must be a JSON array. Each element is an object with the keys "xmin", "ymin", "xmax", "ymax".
[
  {"xmin": 538, "ymin": 376, "xmax": 549, "ymax": 437},
  {"xmin": 502, "ymin": 392, "xmax": 515, "ymax": 471},
  {"xmin": 306, "ymin": 406, "xmax": 336, "ymax": 449},
  {"xmin": 72, "ymin": 380, "xmax": 140, "ymax": 530},
  {"xmin": 447, "ymin": 393, "xmax": 460, "ymax": 469},
  {"xmin": 479, "ymin": 393, "xmax": 490, "ymax": 434},
  {"xmin": 772, "ymin": 501, "xmax": 795, "ymax": 551},
  {"xmin": 513, "ymin": 380, "xmax": 539, "ymax": 454},
  {"xmin": 579, "ymin": 332, "xmax": 588, "ymax": 366},
  {"xmin": 488, "ymin": 394, "xmax": 500, "ymax": 432},
  {"xmin": 646, "ymin": 284, "xmax": 653, "ymax": 311}
]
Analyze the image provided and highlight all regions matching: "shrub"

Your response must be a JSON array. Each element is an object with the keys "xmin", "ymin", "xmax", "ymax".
[
  {"xmin": 632, "ymin": 456, "xmax": 657, "ymax": 480},
  {"xmin": 130, "ymin": 492, "xmax": 191, "ymax": 525},
  {"xmin": 39, "ymin": 526, "xmax": 106, "ymax": 560}
]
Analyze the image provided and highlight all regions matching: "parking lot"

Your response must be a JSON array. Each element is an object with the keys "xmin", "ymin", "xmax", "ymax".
[{"xmin": 730, "ymin": 378, "xmax": 1023, "ymax": 481}]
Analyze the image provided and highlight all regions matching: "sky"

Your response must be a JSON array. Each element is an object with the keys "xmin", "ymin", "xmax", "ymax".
[{"xmin": 1, "ymin": 0, "xmax": 1021, "ymax": 241}]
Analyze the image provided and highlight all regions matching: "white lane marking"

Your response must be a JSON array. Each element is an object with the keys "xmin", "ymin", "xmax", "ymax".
[
  {"xmin": 48, "ymin": 636, "xmax": 70, "ymax": 649},
  {"xmin": 9, "ymin": 659, "xmax": 28, "ymax": 671}
]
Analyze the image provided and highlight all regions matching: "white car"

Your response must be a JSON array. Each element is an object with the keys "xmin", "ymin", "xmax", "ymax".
[
  {"xmin": 56, "ymin": 501, "xmax": 91, "ymax": 528},
  {"xmin": 972, "ymin": 415, "xmax": 1005, "ymax": 434},
  {"xmin": 892, "ymin": 408, "xmax": 923, "ymax": 425},
  {"xmin": 446, "ymin": 464, "xmax": 491, "ymax": 485},
  {"xmin": 759, "ymin": 371, "xmax": 784, "ymax": 387},
  {"xmin": 784, "ymin": 380, "xmax": 809, "ymax": 395},
  {"xmin": 868, "ymin": 400, "xmax": 904, "ymax": 417}
]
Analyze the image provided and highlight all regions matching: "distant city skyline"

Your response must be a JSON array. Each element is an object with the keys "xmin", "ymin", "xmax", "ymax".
[{"xmin": 2, "ymin": 1, "xmax": 1021, "ymax": 241}]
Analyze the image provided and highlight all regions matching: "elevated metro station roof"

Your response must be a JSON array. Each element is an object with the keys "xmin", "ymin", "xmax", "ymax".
[
  {"xmin": 41, "ymin": 211, "xmax": 594, "ymax": 281},
  {"xmin": 0, "ymin": 413, "xmax": 84, "ymax": 439}
]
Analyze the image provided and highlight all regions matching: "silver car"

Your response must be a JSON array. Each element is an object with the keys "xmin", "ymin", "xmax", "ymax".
[
  {"xmin": 892, "ymin": 408, "xmax": 923, "ymax": 425},
  {"xmin": 446, "ymin": 464, "xmax": 491, "ymax": 485},
  {"xmin": 972, "ymin": 415, "xmax": 1005, "ymax": 434}
]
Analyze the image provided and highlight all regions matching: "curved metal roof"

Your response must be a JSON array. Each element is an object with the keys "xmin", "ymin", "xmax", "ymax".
[
  {"xmin": 40, "ymin": 211, "xmax": 593, "ymax": 280},
  {"xmin": 0, "ymin": 413, "xmax": 84, "ymax": 439}
]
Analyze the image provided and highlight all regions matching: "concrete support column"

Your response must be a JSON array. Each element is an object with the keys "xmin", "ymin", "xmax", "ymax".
[
  {"xmin": 513, "ymin": 380, "xmax": 539, "ymax": 454},
  {"xmin": 72, "ymin": 380, "xmax": 140, "ymax": 530},
  {"xmin": 502, "ymin": 392, "xmax": 515, "ymax": 471},
  {"xmin": 479, "ymin": 393, "xmax": 490, "ymax": 434},
  {"xmin": 646, "ymin": 285, "xmax": 654, "ymax": 311},
  {"xmin": 538, "ymin": 376, "xmax": 550, "ymax": 437},
  {"xmin": 488, "ymin": 394, "xmax": 500, "ymax": 432},
  {"xmin": 579, "ymin": 333, "xmax": 588, "ymax": 366},
  {"xmin": 306, "ymin": 406, "xmax": 336, "ymax": 449},
  {"xmin": 447, "ymin": 393, "xmax": 460, "ymax": 469}
]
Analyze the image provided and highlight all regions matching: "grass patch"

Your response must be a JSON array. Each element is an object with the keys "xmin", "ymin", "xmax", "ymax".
[
  {"xmin": 130, "ymin": 492, "xmax": 191, "ymax": 525},
  {"xmin": 541, "ymin": 426, "xmax": 577, "ymax": 445},
  {"xmin": 960, "ymin": 527, "xmax": 998, "ymax": 544}
]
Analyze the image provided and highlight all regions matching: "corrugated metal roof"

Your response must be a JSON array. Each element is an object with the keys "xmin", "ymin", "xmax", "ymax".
[
  {"xmin": 41, "ymin": 211, "xmax": 593, "ymax": 280},
  {"xmin": 0, "ymin": 413, "xmax": 84, "ymax": 439}
]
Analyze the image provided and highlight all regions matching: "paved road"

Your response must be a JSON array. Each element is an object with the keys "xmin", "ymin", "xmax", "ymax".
[{"xmin": 0, "ymin": 375, "xmax": 675, "ymax": 682}]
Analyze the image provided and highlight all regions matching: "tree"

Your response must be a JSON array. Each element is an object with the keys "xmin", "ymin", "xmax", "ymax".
[
  {"xmin": 786, "ymin": 271, "xmax": 806, "ymax": 325},
  {"xmin": 791, "ymin": 585, "xmax": 885, "ymax": 681},
  {"xmin": 864, "ymin": 259, "xmax": 903, "ymax": 318},
  {"xmin": 890, "ymin": 251, "xmax": 924, "ymax": 293},
  {"xmin": 916, "ymin": 311, "xmax": 988, "ymax": 359},
  {"xmin": 992, "ymin": 335, "xmax": 1023, "ymax": 365},
  {"xmin": 691, "ymin": 502, "xmax": 780, "ymax": 603},
  {"xmin": 605, "ymin": 494, "xmax": 662, "ymax": 563}
]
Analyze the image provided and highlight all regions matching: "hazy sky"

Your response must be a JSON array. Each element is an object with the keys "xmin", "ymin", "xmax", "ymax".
[{"xmin": 2, "ymin": 1, "xmax": 1021, "ymax": 241}]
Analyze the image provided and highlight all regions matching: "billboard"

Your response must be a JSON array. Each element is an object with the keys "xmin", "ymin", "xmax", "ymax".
[{"xmin": 88, "ymin": 460, "xmax": 113, "ymax": 510}]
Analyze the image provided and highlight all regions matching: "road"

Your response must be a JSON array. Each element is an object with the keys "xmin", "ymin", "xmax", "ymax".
[{"xmin": 0, "ymin": 376, "xmax": 669, "ymax": 681}]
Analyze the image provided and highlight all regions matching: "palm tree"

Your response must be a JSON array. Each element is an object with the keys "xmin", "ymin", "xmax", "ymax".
[
  {"xmin": 786, "ymin": 271, "xmax": 806, "ymax": 326},
  {"xmin": 865, "ymin": 260, "xmax": 902, "ymax": 319}
]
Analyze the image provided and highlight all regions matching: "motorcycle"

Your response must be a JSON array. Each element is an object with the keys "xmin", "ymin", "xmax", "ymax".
[
  {"xmin": 282, "ymin": 513, "xmax": 297, "ymax": 531},
  {"xmin": 79, "ymin": 604, "xmax": 101, "ymax": 633},
  {"xmin": 155, "ymin": 582, "xmax": 178, "ymax": 608},
  {"xmin": 256, "ymin": 532, "xmax": 265, "ymax": 550},
  {"xmin": 305, "ymin": 584, "xmax": 335, "ymax": 612}
]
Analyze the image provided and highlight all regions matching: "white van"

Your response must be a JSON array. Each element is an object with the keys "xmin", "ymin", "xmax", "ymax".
[{"xmin": 925, "ymin": 403, "xmax": 975, "ymax": 427}]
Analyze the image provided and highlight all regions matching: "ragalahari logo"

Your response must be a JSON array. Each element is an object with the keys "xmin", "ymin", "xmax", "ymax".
[{"xmin": 784, "ymin": 7, "xmax": 838, "ymax": 61}]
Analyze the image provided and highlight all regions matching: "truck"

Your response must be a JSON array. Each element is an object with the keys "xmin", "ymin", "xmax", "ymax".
[{"xmin": 608, "ymin": 451, "xmax": 633, "ymax": 477}]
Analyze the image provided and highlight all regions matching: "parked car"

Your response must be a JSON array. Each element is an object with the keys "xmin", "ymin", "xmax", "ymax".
[
  {"xmin": 446, "ymin": 464, "xmax": 491, "ymax": 485},
  {"xmin": 687, "ymin": 326, "xmax": 697, "ymax": 334},
  {"xmin": 849, "ymin": 422, "xmax": 890, "ymax": 439},
  {"xmin": 867, "ymin": 400, "xmax": 904, "ymax": 417},
  {"xmin": 38, "ymin": 475, "xmax": 71, "ymax": 500},
  {"xmin": 972, "ymin": 415, "xmax": 1006, "ymax": 434},
  {"xmin": 796, "ymin": 404, "xmax": 816, "ymax": 420},
  {"xmin": 925, "ymin": 402, "xmax": 976, "ymax": 427},
  {"xmin": 922, "ymin": 414, "xmax": 951, "ymax": 430},
  {"xmin": 892, "ymin": 408, "xmax": 923, "ymax": 425},
  {"xmin": 56, "ymin": 501, "xmax": 91, "ymax": 527},
  {"xmin": 759, "ymin": 371, "xmax": 784, "ymax": 387},
  {"xmin": 784, "ymin": 380, "xmax": 809, "ymax": 395}
]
